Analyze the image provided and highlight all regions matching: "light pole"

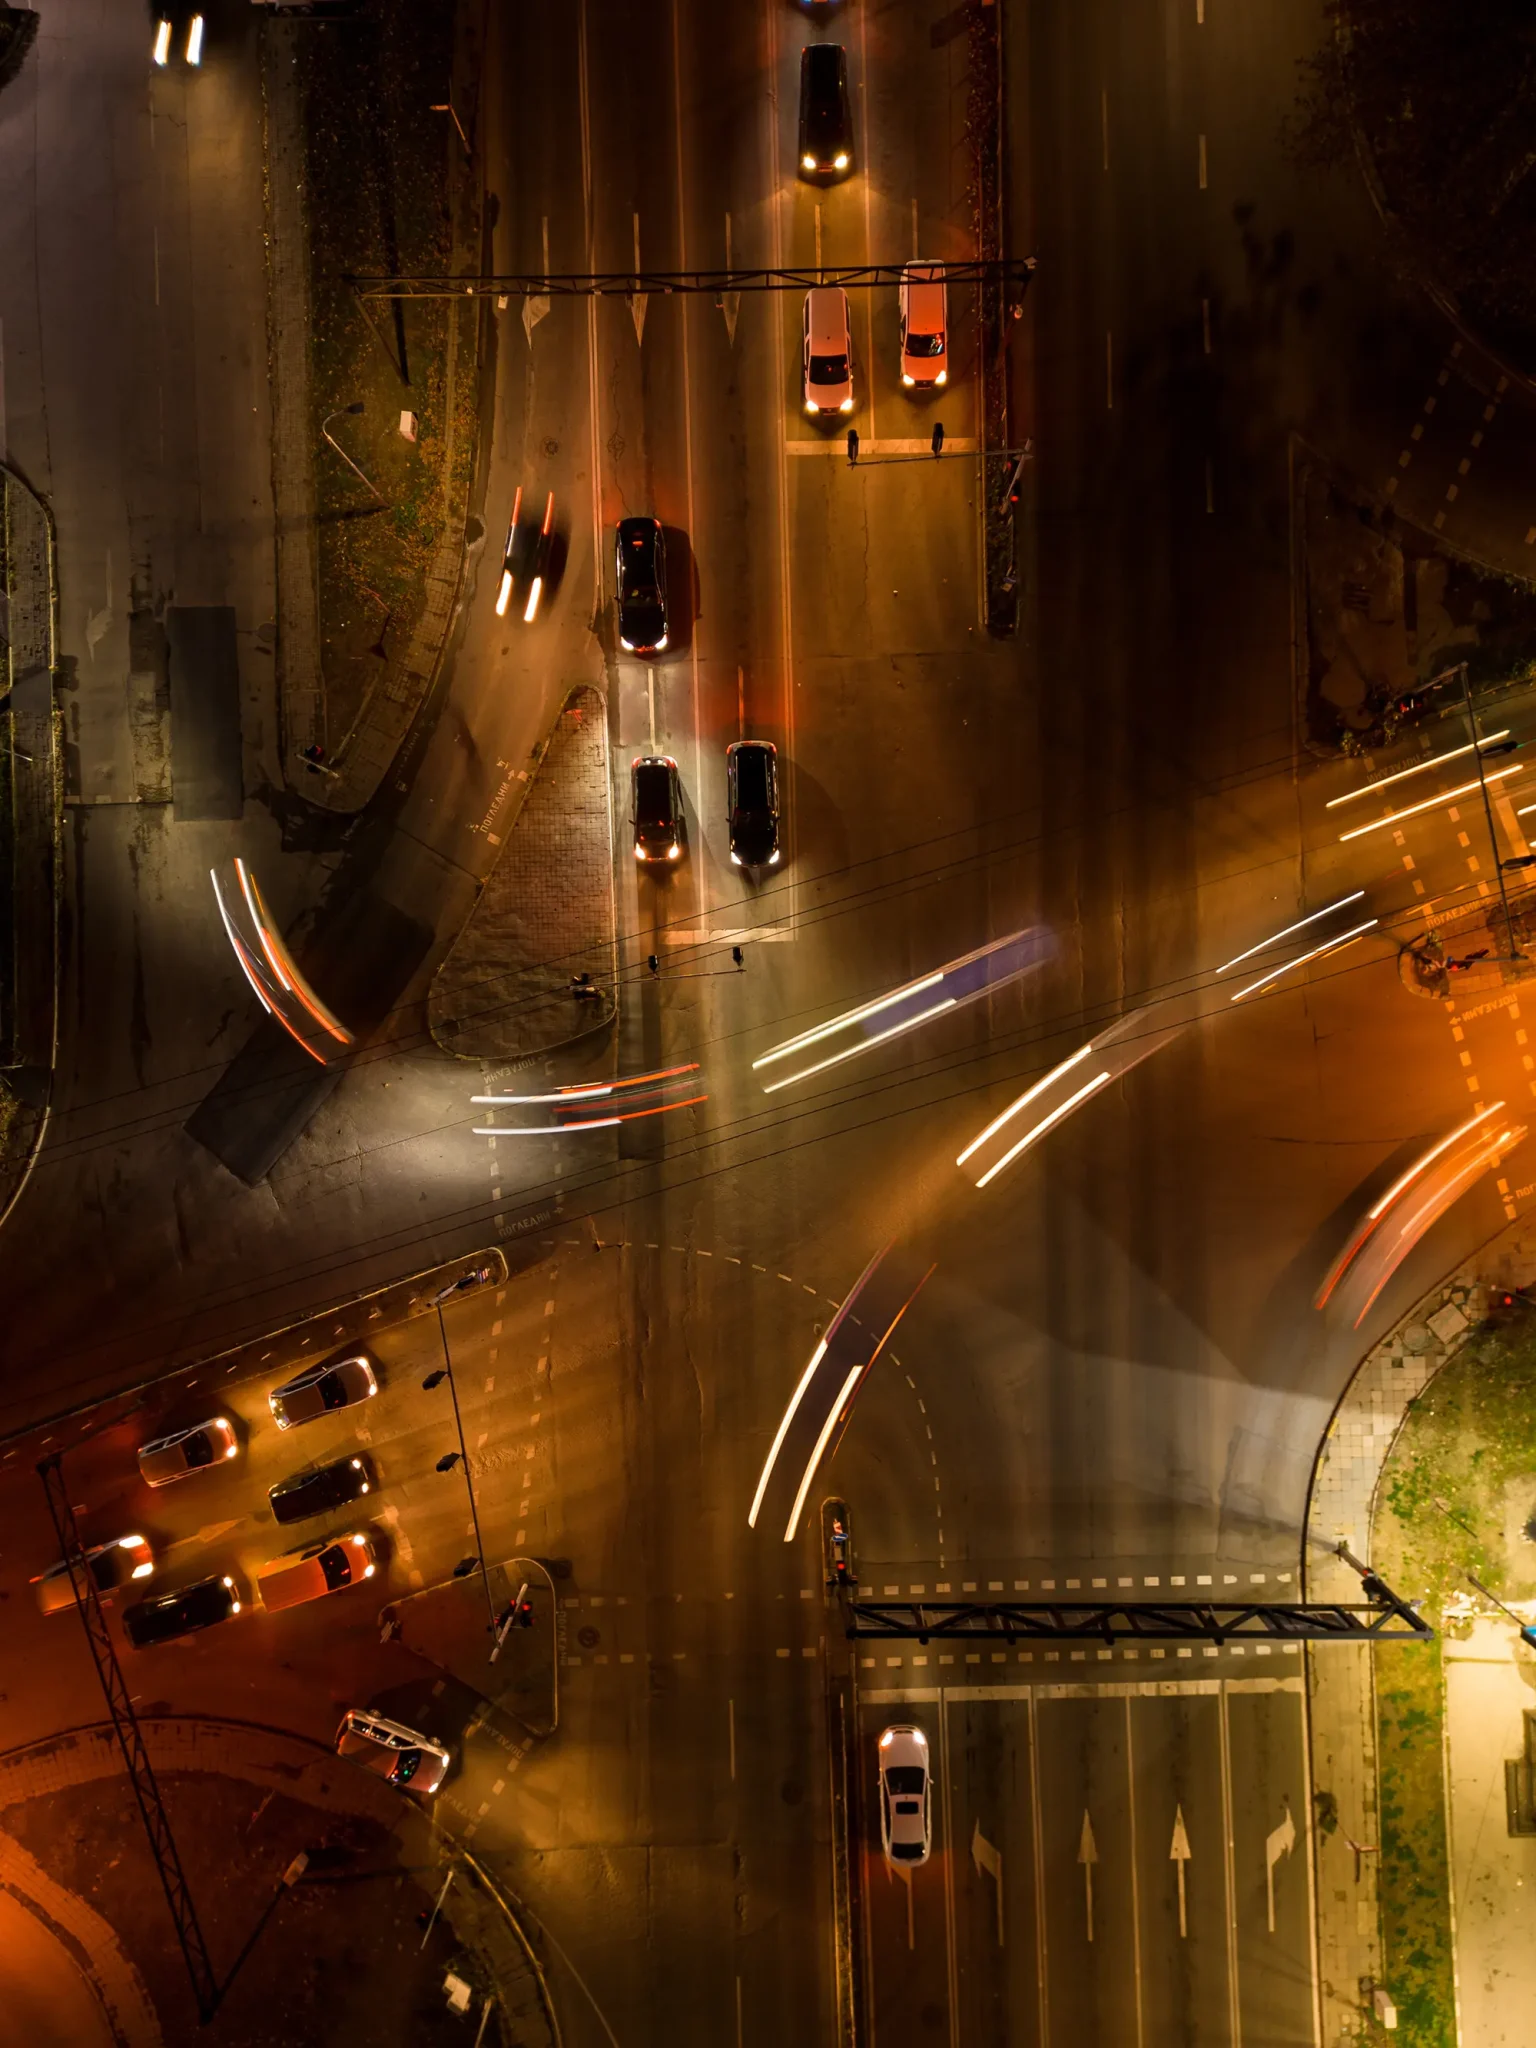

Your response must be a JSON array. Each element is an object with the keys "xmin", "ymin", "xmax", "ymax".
[
  {"xmin": 424, "ymin": 1281, "xmax": 497, "ymax": 1633},
  {"xmin": 321, "ymin": 402, "xmax": 384, "ymax": 501}
]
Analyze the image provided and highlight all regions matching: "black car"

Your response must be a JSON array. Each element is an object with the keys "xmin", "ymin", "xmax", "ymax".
[
  {"xmin": 632, "ymin": 755, "xmax": 686, "ymax": 865},
  {"xmin": 798, "ymin": 45, "xmax": 852, "ymax": 178},
  {"xmin": 616, "ymin": 517, "xmax": 669, "ymax": 655},
  {"xmin": 123, "ymin": 1574, "xmax": 240, "ymax": 1649},
  {"xmin": 269, "ymin": 1453, "xmax": 376, "ymax": 1527},
  {"xmin": 727, "ymin": 741, "xmax": 781, "ymax": 868}
]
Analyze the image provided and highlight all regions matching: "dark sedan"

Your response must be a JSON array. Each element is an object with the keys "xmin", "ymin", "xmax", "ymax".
[
  {"xmin": 727, "ymin": 741, "xmax": 781, "ymax": 868},
  {"xmin": 632, "ymin": 755, "xmax": 685, "ymax": 865},
  {"xmin": 123, "ymin": 1574, "xmax": 240, "ymax": 1649},
  {"xmin": 269, "ymin": 1453, "xmax": 376, "ymax": 1527},
  {"xmin": 616, "ymin": 517, "xmax": 668, "ymax": 655}
]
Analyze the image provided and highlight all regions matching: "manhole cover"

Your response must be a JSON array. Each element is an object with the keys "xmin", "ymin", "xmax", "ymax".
[
  {"xmin": 543, "ymin": 437, "xmax": 559, "ymax": 457},
  {"xmin": 577, "ymin": 1625, "xmax": 600, "ymax": 1650}
]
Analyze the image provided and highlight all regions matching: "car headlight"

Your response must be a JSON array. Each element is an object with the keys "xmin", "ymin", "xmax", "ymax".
[
  {"xmin": 223, "ymin": 1576, "xmax": 236, "ymax": 1589},
  {"xmin": 769, "ymin": 848, "xmax": 781, "ymax": 864},
  {"xmin": 839, "ymin": 398, "xmax": 854, "ymax": 413},
  {"xmin": 667, "ymin": 844, "xmax": 681, "ymax": 861},
  {"xmin": 729, "ymin": 851, "xmax": 741, "ymax": 866},
  {"xmin": 833, "ymin": 153, "xmax": 849, "ymax": 171},
  {"xmin": 619, "ymin": 636, "xmax": 634, "ymax": 652},
  {"xmin": 225, "ymin": 1440, "xmax": 240, "ymax": 1455},
  {"xmin": 132, "ymin": 1561, "xmax": 154, "ymax": 1578},
  {"xmin": 902, "ymin": 373, "xmax": 915, "ymax": 387},
  {"xmin": 935, "ymin": 370, "xmax": 947, "ymax": 385},
  {"xmin": 880, "ymin": 1729, "xmax": 896, "ymax": 1748},
  {"xmin": 801, "ymin": 154, "xmax": 817, "ymax": 172},
  {"xmin": 634, "ymin": 844, "xmax": 647, "ymax": 860},
  {"xmin": 654, "ymin": 634, "xmax": 668, "ymax": 652},
  {"xmin": 153, "ymin": 19, "xmax": 171, "ymax": 65},
  {"xmin": 364, "ymin": 1562, "xmax": 376, "ymax": 1578},
  {"xmin": 805, "ymin": 399, "xmax": 818, "ymax": 414}
]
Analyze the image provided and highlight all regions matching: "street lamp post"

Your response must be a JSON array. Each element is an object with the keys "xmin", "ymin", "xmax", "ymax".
[{"xmin": 425, "ymin": 1283, "xmax": 498, "ymax": 1633}]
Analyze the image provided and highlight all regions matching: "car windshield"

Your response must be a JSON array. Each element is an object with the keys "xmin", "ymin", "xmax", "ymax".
[
  {"xmin": 905, "ymin": 331, "xmax": 944, "ymax": 357},
  {"xmin": 890, "ymin": 1840, "xmax": 923, "ymax": 1861},
  {"xmin": 395, "ymin": 1748, "xmax": 422, "ymax": 1784},
  {"xmin": 320, "ymin": 1372, "xmax": 350, "ymax": 1411},
  {"xmin": 319, "ymin": 1545, "xmax": 354, "ymax": 1592},
  {"xmin": 734, "ymin": 751, "xmax": 771, "ymax": 810},
  {"xmin": 182, "ymin": 1431, "xmax": 215, "ymax": 1470},
  {"xmin": 635, "ymin": 766, "xmax": 673, "ymax": 822},
  {"xmin": 808, "ymin": 353, "xmax": 849, "ymax": 385},
  {"xmin": 885, "ymin": 1765, "xmax": 926, "ymax": 1794}
]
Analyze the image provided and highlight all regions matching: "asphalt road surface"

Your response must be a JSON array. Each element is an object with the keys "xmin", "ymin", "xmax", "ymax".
[{"xmin": 7, "ymin": 0, "xmax": 1536, "ymax": 2043}]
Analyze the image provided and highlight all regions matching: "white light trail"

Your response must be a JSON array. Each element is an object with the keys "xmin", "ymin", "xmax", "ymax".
[
  {"xmin": 1228, "ymin": 919, "xmax": 1378, "ymax": 1002},
  {"xmin": 1326, "ymin": 733, "xmax": 1511, "ymax": 809},
  {"xmin": 760, "ymin": 999, "xmax": 957, "ymax": 1095},
  {"xmin": 1368, "ymin": 1102, "xmax": 1505, "ymax": 1220},
  {"xmin": 472, "ymin": 1121, "xmax": 620, "ymax": 1136},
  {"xmin": 782, "ymin": 1366, "xmax": 862, "ymax": 1543},
  {"xmin": 753, "ymin": 973, "xmax": 946, "ymax": 1070},
  {"xmin": 1215, "ymin": 891, "xmax": 1366, "ymax": 974},
  {"xmin": 1337, "ymin": 765, "xmax": 1525, "ymax": 843},
  {"xmin": 956, "ymin": 1044, "xmax": 1094, "ymax": 1167},
  {"xmin": 973, "ymin": 1071, "xmax": 1113, "ymax": 1190},
  {"xmin": 748, "ymin": 1339, "xmax": 827, "ymax": 1530}
]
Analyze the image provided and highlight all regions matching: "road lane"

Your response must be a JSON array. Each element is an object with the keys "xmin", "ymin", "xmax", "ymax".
[
  {"xmin": 1035, "ymin": 1690, "xmax": 1140, "ymax": 2046},
  {"xmin": 1129, "ymin": 1689, "xmax": 1236, "ymax": 2046}
]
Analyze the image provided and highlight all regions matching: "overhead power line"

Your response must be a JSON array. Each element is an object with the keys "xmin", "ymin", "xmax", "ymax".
[{"xmin": 347, "ymin": 258, "xmax": 1039, "ymax": 301}]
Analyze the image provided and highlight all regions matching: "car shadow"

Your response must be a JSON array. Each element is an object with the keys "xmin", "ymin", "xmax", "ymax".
[{"xmin": 660, "ymin": 526, "xmax": 697, "ymax": 656}]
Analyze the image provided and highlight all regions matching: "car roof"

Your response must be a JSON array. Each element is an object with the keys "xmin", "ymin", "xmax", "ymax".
[
  {"xmin": 901, "ymin": 266, "xmax": 946, "ymax": 322},
  {"xmin": 802, "ymin": 43, "xmax": 846, "ymax": 87},
  {"xmin": 805, "ymin": 286, "xmax": 849, "ymax": 346}
]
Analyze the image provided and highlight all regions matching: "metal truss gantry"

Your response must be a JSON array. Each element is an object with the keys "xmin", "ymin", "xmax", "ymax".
[
  {"xmin": 844, "ymin": 1586, "xmax": 1431, "ymax": 1649},
  {"xmin": 347, "ymin": 257, "xmax": 1039, "ymax": 301},
  {"xmin": 38, "ymin": 1456, "xmax": 220, "ymax": 2022}
]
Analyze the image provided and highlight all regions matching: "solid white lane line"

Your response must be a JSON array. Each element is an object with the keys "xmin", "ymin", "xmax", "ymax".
[
  {"xmin": 577, "ymin": 0, "xmax": 605, "ymax": 619},
  {"xmin": 1125, "ymin": 1696, "xmax": 1145, "ymax": 2048},
  {"xmin": 670, "ymin": 0, "xmax": 707, "ymax": 889},
  {"xmin": 764, "ymin": 0, "xmax": 798, "ymax": 934},
  {"xmin": 1218, "ymin": 1685, "xmax": 1243, "ymax": 2047}
]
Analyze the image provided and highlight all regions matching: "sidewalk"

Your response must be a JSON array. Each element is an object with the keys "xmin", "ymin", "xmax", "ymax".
[
  {"xmin": 1305, "ymin": 1210, "xmax": 1536, "ymax": 2041},
  {"xmin": 0, "ymin": 1715, "xmax": 556, "ymax": 2048},
  {"xmin": 429, "ymin": 685, "xmax": 618, "ymax": 1061}
]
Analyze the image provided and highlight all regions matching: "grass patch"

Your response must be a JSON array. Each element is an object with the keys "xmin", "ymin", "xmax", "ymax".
[
  {"xmin": 1368, "ymin": 1313, "xmax": 1536, "ymax": 2042},
  {"xmin": 297, "ymin": 0, "xmax": 476, "ymax": 741},
  {"xmin": 1375, "ymin": 1639, "xmax": 1456, "ymax": 2046}
]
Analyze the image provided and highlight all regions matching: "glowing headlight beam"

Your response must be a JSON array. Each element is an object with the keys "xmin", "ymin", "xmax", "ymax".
[
  {"xmin": 956, "ymin": 1044, "xmax": 1093, "ymax": 1168},
  {"xmin": 748, "ymin": 1340, "xmax": 827, "ymax": 1531},
  {"xmin": 1215, "ymin": 891, "xmax": 1367, "ymax": 975},
  {"xmin": 1368, "ymin": 1102, "xmax": 1506, "ymax": 1221},
  {"xmin": 473, "ymin": 1063, "xmax": 700, "ymax": 1106},
  {"xmin": 1326, "ymin": 733, "xmax": 1511, "ymax": 808},
  {"xmin": 760, "ymin": 999, "xmax": 957, "ymax": 1095},
  {"xmin": 1337, "ymin": 765, "xmax": 1525, "ymax": 843},
  {"xmin": 1351, "ymin": 1129, "xmax": 1523, "ymax": 1328},
  {"xmin": 782, "ymin": 1367, "xmax": 862, "ymax": 1544},
  {"xmin": 237, "ymin": 861, "xmax": 353, "ymax": 1045},
  {"xmin": 1228, "ymin": 920, "xmax": 1378, "ymax": 1003},
  {"xmin": 753, "ymin": 973, "xmax": 946, "ymax": 1069},
  {"xmin": 972, "ymin": 1071, "xmax": 1113, "ymax": 1190}
]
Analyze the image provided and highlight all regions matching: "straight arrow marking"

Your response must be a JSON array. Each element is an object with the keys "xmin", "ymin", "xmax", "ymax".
[
  {"xmin": 1078, "ymin": 1809, "xmax": 1098, "ymax": 1943},
  {"xmin": 971, "ymin": 1819, "xmax": 1004, "ymax": 1946},
  {"xmin": 722, "ymin": 213, "xmax": 740, "ymax": 344},
  {"xmin": 629, "ymin": 212, "xmax": 648, "ymax": 345},
  {"xmin": 1264, "ymin": 1799, "xmax": 1296, "ymax": 1934},
  {"xmin": 1170, "ymin": 1804, "xmax": 1191, "ymax": 1939}
]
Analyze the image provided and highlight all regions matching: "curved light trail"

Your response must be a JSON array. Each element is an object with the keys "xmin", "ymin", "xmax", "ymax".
[
  {"xmin": 472, "ymin": 1064, "xmax": 705, "ymax": 1137},
  {"xmin": 210, "ymin": 862, "xmax": 354, "ymax": 1065}
]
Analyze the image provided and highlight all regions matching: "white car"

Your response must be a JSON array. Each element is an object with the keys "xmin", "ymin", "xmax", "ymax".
[
  {"xmin": 137, "ymin": 1417, "xmax": 240, "ymax": 1488},
  {"xmin": 268, "ymin": 1352, "xmax": 378, "ymax": 1430},
  {"xmin": 803, "ymin": 287, "xmax": 854, "ymax": 417},
  {"xmin": 878, "ymin": 1723, "xmax": 932, "ymax": 1866},
  {"xmin": 899, "ymin": 262, "xmax": 948, "ymax": 390}
]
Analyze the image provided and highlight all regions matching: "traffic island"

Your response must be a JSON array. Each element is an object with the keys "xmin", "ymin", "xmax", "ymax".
[
  {"xmin": 428, "ymin": 686, "xmax": 617, "ymax": 1061},
  {"xmin": 262, "ymin": 0, "xmax": 485, "ymax": 813},
  {"xmin": 0, "ymin": 1718, "xmax": 556, "ymax": 2047},
  {"xmin": 1307, "ymin": 1218, "xmax": 1536, "ymax": 2044}
]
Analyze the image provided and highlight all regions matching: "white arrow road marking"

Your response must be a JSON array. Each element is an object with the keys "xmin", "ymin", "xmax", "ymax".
[
  {"xmin": 629, "ymin": 212, "xmax": 648, "ymax": 346},
  {"xmin": 971, "ymin": 1819, "xmax": 1004, "ymax": 1945},
  {"xmin": 1170, "ymin": 1805, "xmax": 1192, "ymax": 1939},
  {"xmin": 523, "ymin": 219, "xmax": 551, "ymax": 343},
  {"xmin": 1078, "ymin": 1810, "xmax": 1098, "ymax": 1943},
  {"xmin": 1265, "ymin": 1800, "xmax": 1296, "ymax": 1934},
  {"xmin": 722, "ymin": 214, "xmax": 740, "ymax": 345}
]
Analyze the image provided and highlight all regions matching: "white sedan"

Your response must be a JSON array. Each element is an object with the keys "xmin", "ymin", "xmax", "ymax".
[{"xmin": 878, "ymin": 1723, "xmax": 932, "ymax": 1866}]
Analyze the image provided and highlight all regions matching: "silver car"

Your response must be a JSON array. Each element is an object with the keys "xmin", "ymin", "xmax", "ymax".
[
  {"xmin": 268, "ymin": 1353, "xmax": 378, "ymax": 1430},
  {"xmin": 878, "ymin": 1723, "xmax": 932, "ymax": 1866},
  {"xmin": 137, "ymin": 1417, "xmax": 239, "ymax": 1488},
  {"xmin": 334, "ymin": 1708, "xmax": 450, "ymax": 1797}
]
